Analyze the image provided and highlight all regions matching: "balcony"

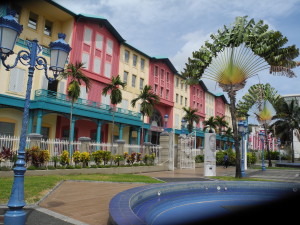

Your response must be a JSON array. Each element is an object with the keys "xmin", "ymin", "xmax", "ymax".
[{"xmin": 34, "ymin": 89, "xmax": 142, "ymax": 123}]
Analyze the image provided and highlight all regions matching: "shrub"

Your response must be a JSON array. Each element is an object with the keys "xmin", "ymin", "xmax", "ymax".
[
  {"xmin": 102, "ymin": 151, "xmax": 111, "ymax": 165},
  {"xmin": 25, "ymin": 146, "xmax": 50, "ymax": 168},
  {"xmin": 1, "ymin": 147, "xmax": 13, "ymax": 161},
  {"xmin": 92, "ymin": 150, "xmax": 103, "ymax": 165},
  {"xmin": 247, "ymin": 151, "xmax": 257, "ymax": 165},
  {"xmin": 195, "ymin": 155, "xmax": 204, "ymax": 163},
  {"xmin": 73, "ymin": 151, "xmax": 81, "ymax": 165},
  {"xmin": 47, "ymin": 165, "xmax": 56, "ymax": 170},
  {"xmin": 136, "ymin": 153, "xmax": 142, "ymax": 163},
  {"xmin": 112, "ymin": 154, "xmax": 124, "ymax": 166},
  {"xmin": 80, "ymin": 152, "xmax": 90, "ymax": 167},
  {"xmin": 216, "ymin": 149, "xmax": 236, "ymax": 166},
  {"xmin": 51, "ymin": 155, "xmax": 59, "ymax": 168},
  {"xmin": 60, "ymin": 150, "xmax": 70, "ymax": 166},
  {"xmin": 143, "ymin": 153, "xmax": 155, "ymax": 165}
]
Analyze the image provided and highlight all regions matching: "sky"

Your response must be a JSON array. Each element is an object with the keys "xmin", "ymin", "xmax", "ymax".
[{"xmin": 56, "ymin": 0, "xmax": 300, "ymax": 122}]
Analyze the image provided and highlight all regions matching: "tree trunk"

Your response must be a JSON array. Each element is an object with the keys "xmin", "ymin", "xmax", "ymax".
[
  {"xmin": 263, "ymin": 123, "xmax": 272, "ymax": 167},
  {"xmin": 111, "ymin": 106, "xmax": 116, "ymax": 151},
  {"xmin": 228, "ymin": 89, "xmax": 242, "ymax": 178},
  {"xmin": 141, "ymin": 115, "xmax": 145, "ymax": 145},
  {"xmin": 69, "ymin": 101, "xmax": 74, "ymax": 157}
]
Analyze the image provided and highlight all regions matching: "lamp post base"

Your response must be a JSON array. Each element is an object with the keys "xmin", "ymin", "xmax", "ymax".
[
  {"xmin": 262, "ymin": 166, "xmax": 266, "ymax": 171},
  {"xmin": 4, "ymin": 209, "xmax": 26, "ymax": 225}
]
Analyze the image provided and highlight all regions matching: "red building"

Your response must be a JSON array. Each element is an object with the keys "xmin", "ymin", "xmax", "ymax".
[
  {"xmin": 214, "ymin": 94, "xmax": 227, "ymax": 117},
  {"xmin": 190, "ymin": 81, "xmax": 207, "ymax": 128}
]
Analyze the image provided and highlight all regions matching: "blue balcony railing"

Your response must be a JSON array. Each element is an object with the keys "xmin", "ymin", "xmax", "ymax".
[{"xmin": 34, "ymin": 89, "xmax": 142, "ymax": 118}]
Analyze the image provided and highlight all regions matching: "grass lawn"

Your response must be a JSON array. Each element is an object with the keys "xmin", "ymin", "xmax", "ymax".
[{"xmin": 0, "ymin": 174, "xmax": 163, "ymax": 204}]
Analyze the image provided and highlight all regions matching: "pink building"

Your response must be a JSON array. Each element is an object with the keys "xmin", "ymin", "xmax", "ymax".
[
  {"xmin": 190, "ymin": 81, "xmax": 207, "ymax": 127},
  {"xmin": 214, "ymin": 94, "xmax": 227, "ymax": 117}
]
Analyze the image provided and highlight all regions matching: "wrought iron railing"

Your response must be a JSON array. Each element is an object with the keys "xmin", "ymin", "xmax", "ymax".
[{"xmin": 34, "ymin": 89, "xmax": 142, "ymax": 119}]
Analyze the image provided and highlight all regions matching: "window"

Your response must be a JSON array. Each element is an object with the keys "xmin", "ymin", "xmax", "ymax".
[
  {"xmin": 102, "ymin": 94, "xmax": 110, "ymax": 105},
  {"xmin": 9, "ymin": 68, "xmax": 25, "ymax": 93},
  {"xmin": 139, "ymin": 78, "xmax": 144, "ymax": 90},
  {"xmin": 181, "ymin": 81, "xmax": 183, "ymax": 90},
  {"xmin": 176, "ymin": 94, "xmax": 178, "ymax": 103},
  {"xmin": 154, "ymin": 66, "xmax": 158, "ymax": 76},
  {"xmin": 28, "ymin": 12, "xmax": 38, "ymax": 30},
  {"xmin": 83, "ymin": 27, "xmax": 92, "ymax": 44},
  {"xmin": 160, "ymin": 87, "xmax": 163, "ymax": 97},
  {"xmin": 124, "ymin": 50, "xmax": 130, "ymax": 63},
  {"xmin": 96, "ymin": 34, "xmax": 103, "ymax": 49},
  {"xmin": 94, "ymin": 34, "xmax": 103, "ymax": 74},
  {"xmin": 176, "ymin": 77, "xmax": 179, "ymax": 87},
  {"xmin": 161, "ymin": 69, "xmax": 164, "ymax": 79},
  {"xmin": 106, "ymin": 39, "xmax": 113, "ymax": 55},
  {"xmin": 82, "ymin": 53, "xmax": 90, "ymax": 69},
  {"xmin": 123, "ymin": 71, "xmax": 128, "ymax": 84},
  {"xmin": 180, "ymin": 96, "xmax": 183, "ymax": 105},
  {"xmin": 44, "ymin": 20, "xmax": 53, "ymax": 36},
  {"xmin": 104, "ymin": 63, "xmax": 111, "ymax": 78},
  {"xmin": 154, "ymin": 84, "xmax": 158, "ymax": 93},
  {"xmin": 185, "ymin": 97, "xmax": 187, "ymax": 106},
  {"xmin": 175, "ymin": 114, "xmax": 179, "ymax": 128},
  {"xmin": 166, "ymin": 72, "xmax": 169, "ymax": 82},
  {"xmin": 140, "ymin": 58, "xmax": 145, "ymax": 71},
  {"xmin": 79, "ymin": 86, "xmax": 87, "ymax": 99},
  {"xmin": 166, "ymin": 89, "xmax": 169, "ymax": 100},
  {"xmin": 133, "ymin": 54, "xmax": 137, "ymax": 67},
  {"xmin": 121, "ymin": 99, "xmax": 128, "ymax": 109},
  {"xmin": 185, "ymin": 84, "xmax": 187, "ymax": 92},
  {"xmin": 132, "ymin": 75, "xmax": 136, "ymax": 87},
  {"xmin": 0, "ymin": 122, "xmax": 15, "ymax": 136}
]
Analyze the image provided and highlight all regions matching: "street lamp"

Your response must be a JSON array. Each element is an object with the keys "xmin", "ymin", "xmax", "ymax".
[
  {"xmin": 181, "ymin": 118, "xmax": 186, "ymax": 135},
  {"xmin": 259, "ymin": 131, "xmax": 266, "ymax": 171},
  {"xmin": 238, "ymin": 120, "xmax": 248, "ymax": 177},
  {"xmin": 1, "ymin": 10, "xmax": 71, "ymax": 225},
  {"xmin": 164, "ymin": 114, "xmax": 169, "ymax": 131}
]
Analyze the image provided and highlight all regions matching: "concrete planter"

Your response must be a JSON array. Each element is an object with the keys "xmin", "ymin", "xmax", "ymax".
[{"xmin": 0, "ymin": 165, "xmax": 169, "ymax": 177}]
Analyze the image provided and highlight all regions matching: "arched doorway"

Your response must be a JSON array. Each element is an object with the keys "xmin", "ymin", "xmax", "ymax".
[{"xmin": 149, "ymin": 109, "xmax": 163, "ymax": 145}]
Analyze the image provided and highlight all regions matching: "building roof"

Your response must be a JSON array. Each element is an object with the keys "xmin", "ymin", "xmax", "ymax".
[
  {"xmin": 151, "ymin": 57, "xmax": 178, "ymax": 74},
  {"xmin": 123, "ymin": 42, "xmax": 151, "ymax": 58}
]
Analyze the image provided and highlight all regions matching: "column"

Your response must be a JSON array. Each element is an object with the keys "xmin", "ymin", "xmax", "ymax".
[
  {"xmin": 27, "ymin": 111, "xmax": 34, "ymax": 134},
  {"xmin": 129, "ymin": 128, "xmax": 132, "ymax": 144},
  {"xmin": 144, "ymin": 129, "xmax": 149, "ymax": 143},
  {"xmin": 35, "ymin": 109, "xmax": 43, "ymax": 134},
  {"xmin": 96, "ymin": 120, "xmax": 102, "ymax": 143},
  {"xmin": 118, "ymin": 124, "xmax": 124, "ymax": 140}
]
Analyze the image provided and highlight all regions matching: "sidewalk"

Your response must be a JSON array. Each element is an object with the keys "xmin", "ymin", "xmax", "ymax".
[{"xmin": 2, "ymin": 166, "xmax": 300, "ymax": 225}]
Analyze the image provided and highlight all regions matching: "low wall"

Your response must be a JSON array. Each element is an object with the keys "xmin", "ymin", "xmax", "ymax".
[{"xmin": 0, "ymin": 165, "xmax": 169, "ymax": 178}]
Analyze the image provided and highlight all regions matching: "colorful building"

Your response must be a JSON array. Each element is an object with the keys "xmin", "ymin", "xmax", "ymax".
[{"xmin": 0, "ymin": 0, "xmax": 232, "ymax": 148}]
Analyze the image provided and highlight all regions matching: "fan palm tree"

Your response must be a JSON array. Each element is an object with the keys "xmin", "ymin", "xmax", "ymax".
[
  {"xmin": 182, "ymin": 16, "xmax": 299, "ymax": 178},
  {"xmin": 271, "ymin": 99, "xmax": 300, "ymax": 162},
  {"xmin": 182, "ymin": 107, "xmax": 200, "ymax": 133},
  {"xmin": 203, "ymin": 116, "xmax": 217, "ymax": 133},
  {"xmin": 60, "ymin": 62, "xmax": 91, "ymax": 155},
  {"xmin": 102, "ymin": 75, "xmax": 126, "ymax": 146},
  {"xmin": 131, "ymin": 85, "xmax": 160, "ymax": 144}
]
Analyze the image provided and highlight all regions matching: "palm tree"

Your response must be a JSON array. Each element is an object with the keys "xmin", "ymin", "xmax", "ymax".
[
  {"xmin": 182, "ymin": 16, "xmax": 299, "ymax": 178},
  {"xmin": 214, "ymin": 115, "xmax": 228, "ymax": 135},
  {"xmin": 271, "ymin": 99, "xmax": 300, "ymax": 162},
  {"xmin": 131, "ymin": 85, "xmax": 160, "ymax": 144},
  {"xmin": 102, "ymin": 75, "xmax": 126, "ymax": 146},
  {"xmin": 223, "ymin": 127, "xmax": 234, "ymax": 150},
  {"xmin": 60, "ymin": 62, "xmax": 91, "ymax": 155},
  {"xmin": 182, "ymin": 107, "xmax": 200, "ymax": 133},
  {"xmin": 203, "ymin": 116, "xmax": 217, "ymax": 133}
]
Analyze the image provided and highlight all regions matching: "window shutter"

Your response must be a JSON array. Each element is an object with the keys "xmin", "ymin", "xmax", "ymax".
[
  {"xmin": 58, "ymin": 81, "xmax": 65, "ymax": 94},
  {"xmin": 9, "ymin": 68, "xmax": 25, "ymax": 93},
  {"xmin": 42, "ymin": 74, "xmax": 48, "ymax": 90}
]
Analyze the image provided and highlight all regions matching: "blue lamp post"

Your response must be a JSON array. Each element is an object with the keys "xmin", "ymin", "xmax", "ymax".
[
  {"xmin": 164, "ymin": 114, "xmax": 169, "ymax": 131},
  {"xmin": 259, "ymin": 131, "xmax": 266, "ymax": 171},
  {"xmin": 0, "ymin": 10, "xmax": 71, "ymax": 225},
  {"xmin": 238, "ymin": 120, "xmax": 247, "ymax": 177}
]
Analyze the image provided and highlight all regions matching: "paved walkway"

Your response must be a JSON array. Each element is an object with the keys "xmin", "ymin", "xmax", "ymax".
[{"xmin": 2, "ymin": 166, "xmax": 300, "ymax": 225}]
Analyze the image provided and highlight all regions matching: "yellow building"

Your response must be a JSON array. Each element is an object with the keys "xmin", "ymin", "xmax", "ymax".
[
  {"xmin": 205, "ymin": 92, "xmax": 215, "ymax": 120},
  {"xmin": 117, "ymin": 43, "xmax": 150, "ymax": 143},
  {"xmin": 173, "ymin": 74, "xmax": 189, "ymax": 129},
  {"xmin": 0, "ymin": 1, "xmax": 74, "ymax": 138}
]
